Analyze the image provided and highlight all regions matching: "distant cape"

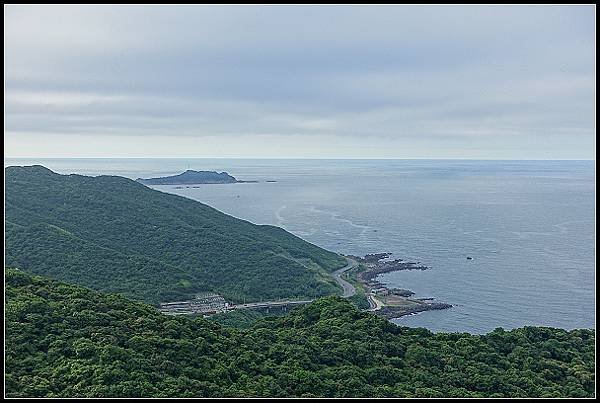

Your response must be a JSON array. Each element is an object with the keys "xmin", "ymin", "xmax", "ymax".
[{"xmin": 136, "ymin": 170, "xmax": 239, "ymax": 185}]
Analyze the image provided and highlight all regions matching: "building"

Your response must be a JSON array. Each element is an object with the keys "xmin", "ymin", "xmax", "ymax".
[
  {"xmin": 158, "ymin": 292, "xmax": 229, "ymax": 315},
  {"xmin": 371, "ymin": 287, "xmax": 389, "ymax": 296}
]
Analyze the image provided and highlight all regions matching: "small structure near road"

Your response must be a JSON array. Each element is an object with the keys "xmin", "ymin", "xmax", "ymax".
[
  {"xmin": 158, "ymin": 292, "xmax": 230, "ymax": 316},
  {"xmin": 158, "ymin": 294, "xmax": 313, "ymax": 316},
  {"xmin": 372, "ymin": 287, "xmax": 389, "ymax": 296}
]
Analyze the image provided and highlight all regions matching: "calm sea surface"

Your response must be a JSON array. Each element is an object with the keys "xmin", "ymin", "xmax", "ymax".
[{"xmin": 5, "ymin": 158, "xmax": 595, "ymax": 333}]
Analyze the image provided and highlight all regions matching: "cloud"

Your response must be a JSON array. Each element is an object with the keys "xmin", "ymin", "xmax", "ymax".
[{"xmin": 4, "ymin": 5, "xmax": 596, "ymax": 158}]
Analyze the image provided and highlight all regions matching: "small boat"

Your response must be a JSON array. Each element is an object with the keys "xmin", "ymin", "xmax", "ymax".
[{"xmin": 466, "ymin": 256, "xmax": 473, "ymax": 260}]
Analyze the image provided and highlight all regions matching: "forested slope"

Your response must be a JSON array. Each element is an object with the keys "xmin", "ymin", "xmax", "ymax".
[
  {"xmin": 5, "ymin": 165, "xmax": 345, "ymax": 303},
  {"xmin": 5, "ymin": 269, "xmax": 595, "ymax": 398}
]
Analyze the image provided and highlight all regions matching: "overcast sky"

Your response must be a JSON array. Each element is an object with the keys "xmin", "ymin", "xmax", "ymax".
[{"xmin": 4, "ymin": 5, "xmax": 596, "ymax": 159}]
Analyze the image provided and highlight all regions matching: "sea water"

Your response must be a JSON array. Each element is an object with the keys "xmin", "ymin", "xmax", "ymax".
[{"xmin": 5, "ymin": 158, "xmax": 595, "ymax": 333}]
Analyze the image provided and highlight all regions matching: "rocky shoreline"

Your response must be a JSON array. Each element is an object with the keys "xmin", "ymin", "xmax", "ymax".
[
  {"xmin": 347, "ymin": 252, "xmax": 429, "ymax": 289},
  {"xmin": 347, "ymin": 253, "xmax": 452, "ymax": 320}
]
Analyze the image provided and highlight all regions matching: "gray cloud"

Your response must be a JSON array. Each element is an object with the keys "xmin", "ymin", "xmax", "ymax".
[{"xmin": 4, "ymin": 5, "xmax": 596, "ymax": 158}]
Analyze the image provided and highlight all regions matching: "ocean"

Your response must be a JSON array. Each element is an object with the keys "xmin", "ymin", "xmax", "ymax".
[{"xmin": 5, "ymin": 158, "xmax": 595, "ymax": 333}]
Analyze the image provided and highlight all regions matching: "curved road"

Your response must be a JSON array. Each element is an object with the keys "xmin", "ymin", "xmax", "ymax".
[
  {"xmin": 366, "ymin": 294, "xmax": 384, "ymax": 311},
  {"xmin": 234, "ymin": 257, "xmax": 358, "ymax": 311},
  {"xmin": 332, "ymin": 257, "xmax": 359, "ymax": 298},
  {"xmin": 163, "ymin": 257, "xmax": 362, "ymax": 315}
]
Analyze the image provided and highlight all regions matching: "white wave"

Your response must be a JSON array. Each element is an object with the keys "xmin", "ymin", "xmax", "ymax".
[
  {"xmin": 309, "ymin": 206, "xmax": 373, "ymax": 237},
  {"xmin": 274, "ymin": 205, "xmax": 287, "ymax": 227}
]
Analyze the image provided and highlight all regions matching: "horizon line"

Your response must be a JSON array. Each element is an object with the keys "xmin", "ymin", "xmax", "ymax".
[{"xmin": 4, "ymin": 156, "xmax": 596, "ymax": 162}]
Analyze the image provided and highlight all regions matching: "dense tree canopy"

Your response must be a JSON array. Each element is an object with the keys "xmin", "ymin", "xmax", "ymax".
[
  {"xmin": 5, "ymin": 269, "xmax": 595, "ymax": 398},
  {"xmin": 5, "ymin": 165, "xmax": 345, "ymax": 303}
]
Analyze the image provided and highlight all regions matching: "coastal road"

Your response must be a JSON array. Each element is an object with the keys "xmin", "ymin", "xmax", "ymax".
[
  {"xmin": 233, "ymin": 257, "xmax": 357, "ymax": 311},
  {"xmin": 162, "ymin": 257, "xmax": 361, "ymax": 316},
  {"xmin": 366, "ymin": 294, "xmax": 384, "ymax": 311},
  {"xmin": 332, "ymin": 257, "xmax": 359, "ymax": 298}
]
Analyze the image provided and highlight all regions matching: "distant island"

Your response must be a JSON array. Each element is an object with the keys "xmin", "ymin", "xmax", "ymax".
[{"xmin": 136, "ymin": 170, "xmax": 271, "ymax": 185}]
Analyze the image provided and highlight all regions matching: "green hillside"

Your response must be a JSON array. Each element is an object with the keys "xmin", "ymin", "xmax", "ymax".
[
  {"xmin": 5, "ymin": 269, "xmax": 595, "ymax": 398},
  {"xmin": 5, "ymin": 165, "xmax": 345, "ymax": 304}
]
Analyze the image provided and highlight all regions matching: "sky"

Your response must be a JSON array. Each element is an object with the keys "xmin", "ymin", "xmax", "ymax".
[{"xmin": 4, "ymin": 5, "xmax": 596, "ymax": 159}]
